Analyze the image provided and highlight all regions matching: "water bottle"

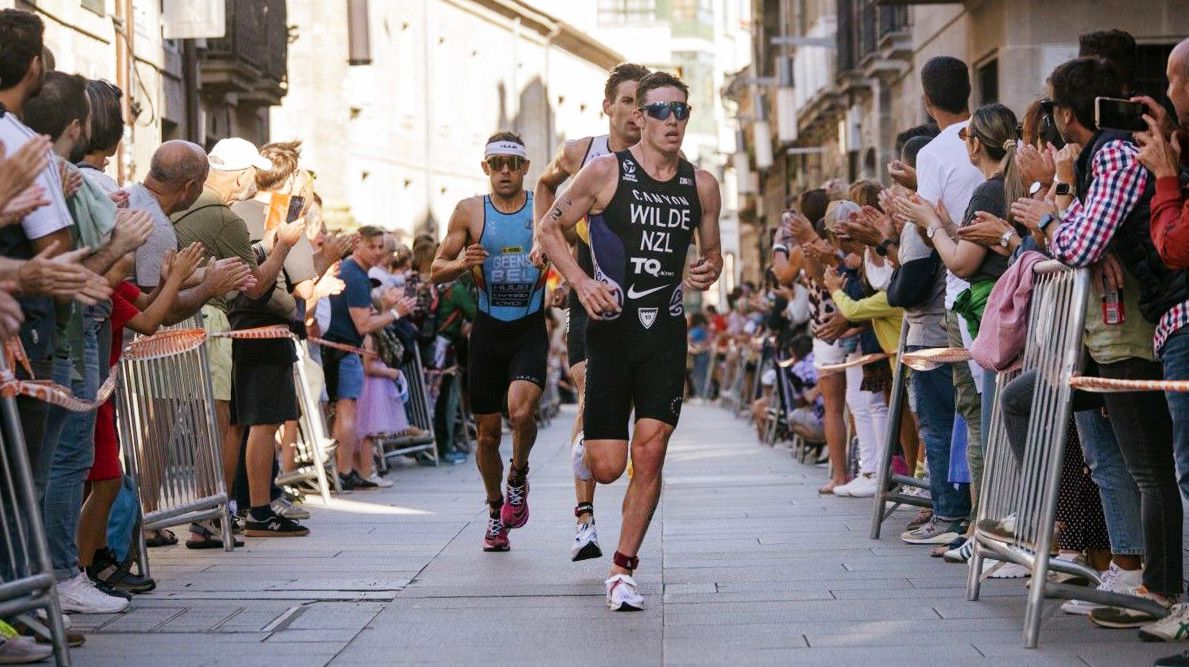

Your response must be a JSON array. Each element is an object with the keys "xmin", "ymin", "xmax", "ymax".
[{"xmin": 1102, "ymin": 277, "xmax": 1124, "ymax": 325}]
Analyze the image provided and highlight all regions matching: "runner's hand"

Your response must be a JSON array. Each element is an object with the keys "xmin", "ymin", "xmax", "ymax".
[
  {"xmin": 0, "ymin": 281, "xmax": 23, "ymax": 339},
  {"xmin": 459, "ymin": 243, "xmax": 488, "ymax": 270},
  {"xmin": 686, "ymin": 257, "xmax": 720, "ymax": 290},
  {"xmin": 528, "ymin": 242, "xmax": 548, "ymax": 269},
  {"xmin": 576, "ymin": 277, "xmax": 619, "ymax": 320}
]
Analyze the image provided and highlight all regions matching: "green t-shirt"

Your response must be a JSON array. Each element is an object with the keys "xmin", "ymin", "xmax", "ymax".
[{"xmin": 170, "ymin": 186, "xmax": 258, "ymax": 313}]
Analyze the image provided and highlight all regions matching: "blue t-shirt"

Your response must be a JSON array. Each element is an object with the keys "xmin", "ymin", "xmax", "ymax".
[{"xmin": 326, "ymin": 258, "xmax": 372, "ymax": 347}]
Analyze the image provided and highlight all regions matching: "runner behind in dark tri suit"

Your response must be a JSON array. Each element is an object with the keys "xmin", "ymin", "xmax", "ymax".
[
  {"xmin": 431, "ymin": 132, "xmax": 547, "ymax": 553},
  {"xmin": 537, "ymin": 72, "xmax": 723, "ymax": 611},
  {"xmin": 532, "ymin": 62, "xmax": 650, "ymax": 563}
]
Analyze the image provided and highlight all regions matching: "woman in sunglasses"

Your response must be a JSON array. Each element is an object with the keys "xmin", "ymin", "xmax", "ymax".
[{"xmin": 537, "ymin": 70, "xmax": 723, "ymax": 613}]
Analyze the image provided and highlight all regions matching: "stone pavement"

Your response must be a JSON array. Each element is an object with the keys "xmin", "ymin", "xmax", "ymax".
[{"xmin": 69, "ymin": 403, "xmax": 1180, "ymax": 666}]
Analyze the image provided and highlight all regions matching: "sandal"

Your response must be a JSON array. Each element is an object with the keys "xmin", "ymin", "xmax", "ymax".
[
  {"xmin": 185, "ymin": 522, "xmax": 243, "ymax": 550},
  {"xmin": 144, "ymin": 528, "xmax": 177, "ymax": 548}
]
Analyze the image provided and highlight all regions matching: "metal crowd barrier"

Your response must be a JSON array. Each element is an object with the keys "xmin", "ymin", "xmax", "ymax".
[
  {"xmin": 276, "ymin": 339, "xmax": 338, "ymax": 502},
  {"xmin": 966, "ymin": 261, "xmax": 1167, "ymax": 647},
  {"xmin": 869, "ymin": 321, "xmax": 931, "ymax": 538},
  {"xmin": 0, "ymin": 356, "xmax": 70, "ymax": 665},
  {"xmin": 375, "ymin": 346, "xmax": 438, "ymax": 469},
  {"xmin": 538, "ymin": 357, "xmax": 563, "ymax": 426},
  {"xmin": 115, "ymin": 324, "xmax": 235, "ymax": 573}
]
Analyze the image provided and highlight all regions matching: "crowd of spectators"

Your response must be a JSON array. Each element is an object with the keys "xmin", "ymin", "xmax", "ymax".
[{"xmin": 697, "ymin": 30, "xmax": 1189, "ymax": 664}]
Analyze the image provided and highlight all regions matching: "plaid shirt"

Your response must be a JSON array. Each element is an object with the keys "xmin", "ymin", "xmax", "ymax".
[{"xmin": 1049, "ymin": 139, "xmax": 1149, "ymax": 268}]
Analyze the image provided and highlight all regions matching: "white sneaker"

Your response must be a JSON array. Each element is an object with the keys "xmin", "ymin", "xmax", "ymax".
[
  {"xmin": 571, "ymin": 521, "xmax": 602, "ymax": 562},
  {"xmin": 0, "ymin": 635, "xmax": 52, "ymax": 664},
  {"xmin": 980, "ymin": 559, "xmax": 1031, "ymax": 579},
  {"xmin": 834, "ymin": 473, "xmax": 878, "ymax": 498},
  {"xmin": 572, "ymin": 432, "xmax": 592, "ymax": 481},
  {"xmin": 1140, "ymin": 602, "xmax": 1189, "ymax": 641},
  {"xmin": 57, "ymin": 571, "xmax": 130, "ymax": 614},
  {"xmin": 605, "ymin": 574, "xmax": 644, "ymax": 611},
  {"xmin": 365, "ymin": 473, "xmax": 394, "ymax": 489},
  {"xmin": 1061, "ymin": 562, "xmax": 1142, "ymax": 615}
]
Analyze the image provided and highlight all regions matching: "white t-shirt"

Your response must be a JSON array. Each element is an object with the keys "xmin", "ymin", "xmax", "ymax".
[
  {"xmin": 914, "ymin": 120, "xmax": 984, "ymax": 309},
  {"xmin": 0, "ymin": 113, "xmax": 70, "ymax": 241}
]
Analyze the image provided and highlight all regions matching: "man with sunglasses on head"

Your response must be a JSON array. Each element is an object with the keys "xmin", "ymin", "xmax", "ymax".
[
  {"xmin": 533, "ymin": 62, "xmax": 650, "ymax": 563},
  {"xmin": 538, "ymin": 71, "xmax": 722, "ymax": 611},
  {"xmin": 432, "ymin": 132, "xmax": 548, "ymax": 552}
]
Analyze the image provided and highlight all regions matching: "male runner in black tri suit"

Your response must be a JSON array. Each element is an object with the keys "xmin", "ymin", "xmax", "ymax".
[
  {"xmin": 533, "ymin": 62, "xmax": 650, "ymax": 562},
  {"xmin": 537, "ymin": 71, "xmax": 722, "ymax": 611}
]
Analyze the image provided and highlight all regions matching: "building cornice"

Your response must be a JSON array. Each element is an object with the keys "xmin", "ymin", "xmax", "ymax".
[{"xmin": 468, "ymin": 0, "xmax": 625, "ymax": 70}]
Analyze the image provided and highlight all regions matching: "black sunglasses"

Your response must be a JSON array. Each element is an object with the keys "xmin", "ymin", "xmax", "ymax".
[
  {"xmin": 485, "ymin": 155, "xmax": 525, "ymax": 171},
  {"xmin": 1039, "ymin": 98, "xmax": 1055, "ymax": 115},
  {"xmin": 639, "ymin": 101, "xmax": 692, "ymax": 121}
]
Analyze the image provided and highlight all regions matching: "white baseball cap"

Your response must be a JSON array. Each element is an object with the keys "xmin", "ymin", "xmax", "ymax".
[{"xmin": 208, "ymin": 138, "xmax": 273, "ymax": 172}]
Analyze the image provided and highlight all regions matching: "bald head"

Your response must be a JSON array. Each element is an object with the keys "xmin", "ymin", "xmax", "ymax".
[
  {"xmin": 1168, "ymin": 38, "xmax": 1189, "ymax": 128},
  {"xmin": 1172, "ymin": 38, "xmax": 1189, "ymax": 79},
  {"xmin": 149, "ymin": 140, "xmax": 208, "ymax": 186},
  {"xmin": 146, "ymin": 140, "xmax": 209, "ymax": 215}
]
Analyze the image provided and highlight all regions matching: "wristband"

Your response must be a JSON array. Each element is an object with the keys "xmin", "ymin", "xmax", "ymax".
[
  {"xmin": 772, "ymin": 243, "xmax": 789, "ymax": 257},
  {"xmin": 389, "ymin": 308, "xmax": 402, "ymax": 321}
]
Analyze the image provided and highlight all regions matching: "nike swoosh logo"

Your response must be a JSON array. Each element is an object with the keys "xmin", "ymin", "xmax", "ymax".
[{"xmin": 627, "ymin": 284, "xmax": 669, "ymax": 300}]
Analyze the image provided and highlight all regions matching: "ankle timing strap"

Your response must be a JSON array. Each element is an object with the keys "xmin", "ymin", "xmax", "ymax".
[
  {"xmin": 575, "ymin": 503, "xmax": 594, "ymax": 518},
  {"xmin": 613, "ymin": 551, "xmax": 639, "ymax": 570}
]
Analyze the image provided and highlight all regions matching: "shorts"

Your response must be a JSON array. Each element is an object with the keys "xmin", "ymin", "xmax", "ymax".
[
  {"xmin": 231, "ymin": 361, "xmax": 299, "ymax": 426},
  {"xmin": 201, "ymin": 305, "xmax": 233, "ymax": 402},
  {"xmin": 566, "ymin": 292, "xmax": 588, "ymax": 367},
  {"xmin": 584, "ymin": 317, "xmax": 687, "ymax": 441},
  {"xmin": 467, "ymin": 312, "xmax": 548, "ymax": 415},
  {"xmin": 812, "ymin": 337, "xmax": 846, "ymax": 376},
  {"xmin": 322, "ymin": 347, "xmax": 364, "ymax": 402},
  {"xmin": 88, "ymin": 399, "xmax": 122, "ymax": 482}
]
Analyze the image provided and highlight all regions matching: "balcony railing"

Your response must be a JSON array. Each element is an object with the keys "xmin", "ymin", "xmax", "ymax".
[
  {"xmin": 202, "ymin": 0, "xmax": 288, "ymax": 99},
  {"xmin": 837, "ymin": 0, "xmax": 909, "ymax": 72}
]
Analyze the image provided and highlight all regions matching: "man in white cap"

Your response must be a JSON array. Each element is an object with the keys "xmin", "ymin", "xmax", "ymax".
[{"xmin": 171, "ymin": 137, "xmax": 309, "ymax": 545}]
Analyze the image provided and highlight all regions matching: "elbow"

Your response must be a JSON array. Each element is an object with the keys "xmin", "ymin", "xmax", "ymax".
[{"xmin": 952, "ymin": 263, "xmax": 979, "ymax": 281}]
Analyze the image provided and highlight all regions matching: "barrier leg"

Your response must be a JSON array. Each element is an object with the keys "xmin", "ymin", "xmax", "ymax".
[{"xmin": 870, "ymin": 358, "xmax": 906, "ymax": 540}]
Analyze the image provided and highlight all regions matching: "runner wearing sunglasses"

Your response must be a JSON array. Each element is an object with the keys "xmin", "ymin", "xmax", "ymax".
[
  {"xmin": 431, "ymin": 131, "xmax": 547, "ymax": 552},
  {"xmin": 533, "ymin": 62, "xmax": 651, "ymax": 563},
  {"xmin": 537, "ymin": 71, "xmax": 723, "ymax": 611}
]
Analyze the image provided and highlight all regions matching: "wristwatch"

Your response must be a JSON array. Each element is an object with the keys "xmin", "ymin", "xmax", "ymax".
[
  {"xmin": 1037, "ymin": 213, "xmax": 1056, "ymax": 232},
  {"xmin": 1029, "ymin": 180, "xmax": 1046, "ymax": 196},
  {"xmin": 998, "ymin": 230, "xmax": 1015, "ymax": 248},
  {"xmin": 1054, "ymin": 181, "xmax": 1072, "ymax": 196},
  {"xmin": 926, "ymin": 225, "xmax": 942, "ymax": 239}
]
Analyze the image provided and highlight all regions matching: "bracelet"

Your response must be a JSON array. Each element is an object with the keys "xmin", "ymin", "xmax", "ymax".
[
  {"xmin": 389, "ymin": 308, "xmax": 402, "ymax": 321},
  {"xmin": 772, "ymin": 243, "xmax": 790, "ymax": 257}
]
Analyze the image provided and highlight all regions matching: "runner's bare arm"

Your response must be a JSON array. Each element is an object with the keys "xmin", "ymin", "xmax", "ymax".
[
  {"xmin": 687, "ymin": 169, "xmax": 723, "ymax": 290},
  {"xmin": 537, "ymin": 155, "xmax": 620, "ymax": 319},
  {"xmin": 531, "ymin": 139, "xmax": 589, "ymax": 267},
  {"xmin": 431, "ymin": 197, "xmax": 486, "ymax": 284}
]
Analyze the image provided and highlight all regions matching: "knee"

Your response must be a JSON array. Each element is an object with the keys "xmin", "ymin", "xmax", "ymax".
[
  {"xmin": 591, "ymin": 459, "xmax": 626, "ymax": 485},
  {"xmin": 508, "ymin": 404, "xmax": 536, "ymax": 432}
]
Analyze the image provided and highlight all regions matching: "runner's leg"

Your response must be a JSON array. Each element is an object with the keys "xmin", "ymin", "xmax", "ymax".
[
  {"xmin": 507, "ymin": 379, "xmax": 542, "ymax": 471},
  {"xmin": 610, "ymin": 418, "xmax": 673, "ymax": 574},
  {"xmin": 474, "ymin": 413, "xmax": 505, "ymax": 504}
]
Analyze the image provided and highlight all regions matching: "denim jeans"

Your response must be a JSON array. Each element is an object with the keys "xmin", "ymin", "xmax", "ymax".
[
  {"xmin": 1161, "ymin": 330, "xmax": 1189, "ymax": 501},
  {"xmin": 1098, "ymin": 357, "xmax": 1182, "ymax": 597},
  {"xmin": 43, "ymin": 309, "xmax": 101, "ymax": 579},
  {"xmin": 1002, "ymin": 369, "xmax": 1144, "ymax": 555},
  {"xmin": 906, "ymin": 345, "xmax": 970, "ymax": 522}
]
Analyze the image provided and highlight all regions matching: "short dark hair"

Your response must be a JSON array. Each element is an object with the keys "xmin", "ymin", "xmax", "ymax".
[
  {"xmin": 790, "ymin": 334, "xmax": 813, "ymax": 360},
  {"xmin": 920, "ymin": 56, "xmax": 970, "ymax": 115},
  {"xmin": 604, "ymin": 62, "xmax": 651, "ymax": 102},
  {"xmin": 798, "ymin": 188, "xmax": 830, "ymax": 227},
  {"xmin": 894, "ymin": 122, "xmax": 939, "ymax": 155},
  {"xmin": 901, "ymin": 135, "xmax": 932, "ymax": 168},
  {"xmin": 635, "ymin": 71, "xmax": 689, "ymax": 106},
  {"xmin": 486, "ymin": 130, "xmax": 524, "ymax": 146},
  {"xmin": 0, "ymin": 10, "xmax": 43, "ymax": 91},
  {"xmin": 357, "ymin": 225, "xmax": 385, "ymax": 240},
  {"xmin": 1049, "ymin": 56, "xmax": 1122, "ymax": 131},
  {"xmin": 85, "ymin": 79, "xmax": 123, "ymax": 154},
  {"xmin": 257, "ymin": 140, "xmax": 301, "ymax": 191},
  {"xmin": 1079, "ymin": 29, "xmax": 1136, "ymax": 89},
  {"xmin": 24, "ymin": 71, "xmax": 88, "ymax": 141}
]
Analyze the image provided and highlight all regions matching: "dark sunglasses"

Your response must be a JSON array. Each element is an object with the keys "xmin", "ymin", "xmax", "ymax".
[
  {"xmin": 1039, "ymin": 98, "xmax": 1055, "ymax": 115},
  {"xmin": 639, "ymin": 101, "xmax": 692, "ymax": 121},
  {"xmin": 485, "ymin": 156, "xmax": 525, "ymax": 171}
]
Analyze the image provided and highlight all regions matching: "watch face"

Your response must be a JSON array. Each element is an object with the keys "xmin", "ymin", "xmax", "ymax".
[{"xmin": 1029, "ymin": 181, "xmax": 1043, "ymax": 196}]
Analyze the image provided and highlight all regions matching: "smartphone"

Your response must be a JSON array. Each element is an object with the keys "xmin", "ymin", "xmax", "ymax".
[
  {"xmin": 1095, "ymin": 97, "xmax": 1147, "ymax": 133},
  {"xmin": 285, "ymin": 195, "xmax": 305, "ymax": 223}
]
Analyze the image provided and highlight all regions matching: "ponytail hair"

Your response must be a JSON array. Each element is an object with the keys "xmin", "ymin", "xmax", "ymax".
[{"xmin": 968, "ymin": 103, "xmax": 1024, "ymax": 226}]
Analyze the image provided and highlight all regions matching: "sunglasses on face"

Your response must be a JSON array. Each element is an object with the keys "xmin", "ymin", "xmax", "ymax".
[
  {"xmin": 485, "ymin": 156, "xmax": 524, "ymax": 171},
  {"xmin": 1040, "ymin": 98, "xmax": 1055, "ymax": 116},
  {"xmin": 639, "ymin": 101, "xmax": 692, "ymax": 121}
]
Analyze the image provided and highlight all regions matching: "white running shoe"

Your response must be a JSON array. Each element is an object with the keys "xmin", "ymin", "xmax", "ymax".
[
  {"xmin": 572, "ymin": 521, "xmax": 602, "ymax": 562},
  {"xmin": 833, "ymin": 473, "xmax": 878, "ymax": 498},
  {"xmin": 57, "ymin": 571, "xmax": 130, "ymax": 614},
  {"xmin": 572, "ymin": 432, "xmax": 592, "ymax": 481},
  {"xmin": 605, "ymin": 574, "xmax": 644, "ymax": 611},
  {"xmin": 980, "ymin": 559, "xmax": 1031, "ymax": 579},
  {"xmin": 365, "ymin": 473, "xmax": 395, "ymax": 489},
  {"xmin": 1061, "ymin": 562, "xmax": 1142, "ymax": 615}
]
